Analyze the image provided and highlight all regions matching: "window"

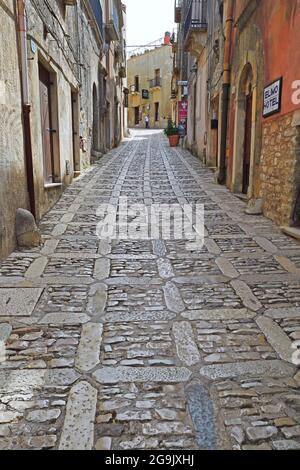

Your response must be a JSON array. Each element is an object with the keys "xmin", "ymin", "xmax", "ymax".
[
  {"xmin": 38, "ymin": 62, "xmax": 60, "ymax": 185},
  {"xmin": 134, "ymin": 75, "xmax": 139, "ymax": 93},
  {"xmin": 134, "ymin": 106, "xmax": 140, "ymax": 125},
  {"xmin": 155, "ymin": 102, "xmax": 159, "ymax": 122}
]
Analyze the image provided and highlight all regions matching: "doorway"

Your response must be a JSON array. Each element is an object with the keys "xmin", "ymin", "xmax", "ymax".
[
  {"xmin": 232, "ymin": 63, "xmax": 255, "ymax": 196},
  {"xmin": 134, "ymin": 106, "xmax": 140, "ymax": 125},
  {"xmin": 92, "ymin": 84, "xmax": 99, "ymax": 152},
  {"xmin": 71, "ymin": 91, "xmax": 80, "ymax": 177},
  {"xmin": 39, "ymin": 63, "xmax": 54, "ymax": 184},
  {"xmin": 243, "ymin": 89, "xmax": 253, "ymax": 194}
]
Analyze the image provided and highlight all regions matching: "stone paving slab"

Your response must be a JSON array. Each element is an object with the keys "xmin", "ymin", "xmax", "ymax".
[{"xmin": 1, "ymin": 131, "xmax": 300, "ymax": 450}]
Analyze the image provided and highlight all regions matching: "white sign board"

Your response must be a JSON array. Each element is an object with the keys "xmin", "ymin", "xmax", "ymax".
[{"xmin": 263, "ymin": 78, "xmax": 282, "ymax": 118}]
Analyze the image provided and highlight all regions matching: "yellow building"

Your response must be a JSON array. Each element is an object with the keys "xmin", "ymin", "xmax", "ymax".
[{"xmin": 127, "ymin": 35, "xmax": 173, "ymax": 129}]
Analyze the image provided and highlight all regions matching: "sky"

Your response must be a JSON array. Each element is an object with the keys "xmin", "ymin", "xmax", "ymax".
[{"xmin": 124, "ymin": 0, "xmax": 175, "ymax": 53}]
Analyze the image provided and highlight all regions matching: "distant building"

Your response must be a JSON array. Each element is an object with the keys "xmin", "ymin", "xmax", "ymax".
[{"xmin": 127, "ymin": 33, "xmax": 173, "ymax": 129}]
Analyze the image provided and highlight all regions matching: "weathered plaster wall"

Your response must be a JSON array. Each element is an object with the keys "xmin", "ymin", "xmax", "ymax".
[
  {"xmin": 0, "ymin": 0, "xmax": 28, "ymax": 258},
  {"xmin": 128, "ymin": 45, "xmax": 173, "ymax": 129}
]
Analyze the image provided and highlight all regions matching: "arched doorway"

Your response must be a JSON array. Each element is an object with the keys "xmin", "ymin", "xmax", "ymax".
[{"xmin": 232, "ymin": 63, "xmax": 256, "ymax": 196}]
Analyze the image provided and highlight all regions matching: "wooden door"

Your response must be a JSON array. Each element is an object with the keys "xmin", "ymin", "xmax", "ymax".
[
  {"xmin": 39, "ymin": 64, "xmax": 54, "ymax": 184},
  {"xmin": 243, "ymin": 92, "xmax": 253, "ymax": 194},
  {"xmin": 135, "ymin": 106, "xmax": 139, "ymax": 125}
]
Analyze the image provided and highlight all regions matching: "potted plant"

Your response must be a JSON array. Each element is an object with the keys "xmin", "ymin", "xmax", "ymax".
[{"xmin": 164, "ymin": 121, "xmax": 180, "ymax": 147}]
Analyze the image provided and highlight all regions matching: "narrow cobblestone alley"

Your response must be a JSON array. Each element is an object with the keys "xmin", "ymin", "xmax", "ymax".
[{"xmin": 1, "ymin": 130, "xmax": 300, "ymax": 450}]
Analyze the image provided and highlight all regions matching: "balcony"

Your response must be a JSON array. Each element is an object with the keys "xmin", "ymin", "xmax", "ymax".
[
  {"xmin": 105, "ymin": 0, "xmax": 120, "ymax": 41},
  {"xmin": 149, "ymin": 77, "xmax": 162, "ymax": 89},
  {"xmin": 175, "ymin": 0, "xmax": 182, "ymax": 23},
  {"xmin": 184, "ymin": 0, "xmax": 207, "ymax": 57},
  {"xmin": 89, "ymin": 0, "xmax": 104, "ymax": 38}
]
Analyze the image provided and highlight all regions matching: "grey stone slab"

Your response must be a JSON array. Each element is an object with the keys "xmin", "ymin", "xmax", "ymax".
[
  {"xmin": 59, "ymin": 381, "xmax": 97, "ymax": 450},
  {"xmin": 163, "ymin": 282, "xmax": 185, "ymax": 313},
  {"xmin": 200, "ymin": 360, "xmax": 296, "ymax": 381},
  {"xmin": 216, "ymin": 257, "xmax": 239, "ymax": 278},
  {"xmin": 75, "ymin": 323, "xmax": 103, "ymax": 372},
  {"xmin": 0, "ymin": 323, "xmax": 12, "ymax": 342},
  {"xmin": 0, "ymin": 288, "xmax": 43, "ymax": 316},
  {"xmin": 60, "ymin": 213, "xmax": 75, "ymax": 223},
  {"xmin": 182, "ymin": 308, "xmax": 255, "ymax": 321},
  {"xmin": 94, "ymin": 258, "xmax": 110, "ymax": 280},
  {"xmin": 157, "ymin": 258, "xmax": 174, "ymax": 279},
  {"xmin": 40, "ymin": 239, "xmax": 59, "ymax": 255},
  {"xmin": 39, "ymin": 313, "xmax": 90, "ymax": 325},
  {"xmin": 172, "ymin": 321, "xmax": 200, "ymax": 366},
  {"xmin": 256, "ymin": 315, "xmax": 294, "ymax": 363},
  {"xmin": 24, "ymin": 257, "xmax": 47, "ymax": 278},
  {"xmin": 0, "ymin": 368, "xmax": 79, "ymax": 393},
  {"xmin": 230, "ymin": 280, "xmax": 262, "ymax": 311},
  {"xmin": 102, "ymin": 311, "xmax": 176, "ymax": 323},
  {"xmin": 186, "ymin": 382, "xmax": 217, "ymax": 450},
  {"xmin": 265, "ymin": 307, "xmax": 300, "ymax": 319},
  {"xmin": 254, "ymin": 236, "xmax": 278, "ymax": 254},
  {"xmin": 87, "ymin": 283, "xmax": 107, "ymax": 316},
  {"xmin": 205, "ymin": 239, "xmax": 221, "ymax": 255},
  {"xmin": 272, "ymin": 440, "xmax": 300, "ymax": 450},
  {"xmin": 52, "ymin": 223, "xmax": 67, "ymax": 236},
  {"xmin": 93, "ymin": 366, "xmax": 192, "ymax": 384},
  {"xmin": 98, "ymin": 240, "xmax": 112, "ymax": 255}
]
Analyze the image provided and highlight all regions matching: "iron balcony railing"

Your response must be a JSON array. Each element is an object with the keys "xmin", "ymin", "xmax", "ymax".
[
  {"xmin": 89, "ymin": 0, "xmax": 104, "ymax": 37},
  {"xmin": 183, "ymin": 0, "xmax": 208, "ymax": 43},
  {"xmin": 149, "ymin": 77, "xmax": 162, "ymax": 88}
]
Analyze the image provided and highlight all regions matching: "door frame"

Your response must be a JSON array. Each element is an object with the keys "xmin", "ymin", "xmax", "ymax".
[
  {"xmin": 71, "ymin": 90, "xmax": 80, "ymax": 177},
  {"xmin": 39, "ymin": 63, "xmax": 55, "ymax": 184}
]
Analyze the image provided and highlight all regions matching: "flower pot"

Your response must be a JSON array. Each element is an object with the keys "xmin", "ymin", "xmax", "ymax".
[{"xmin": 168, "ymin": 135, "xmax": 180, "ymax": 147}]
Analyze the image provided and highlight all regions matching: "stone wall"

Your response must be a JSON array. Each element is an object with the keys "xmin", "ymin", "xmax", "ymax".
[
  {"xmin": 260, "ymin": 112, "xmax": 300, "ymax": 226},
  {"xmin": 0, "ymin": 0, "xmax": 28, "ymax": 258}
]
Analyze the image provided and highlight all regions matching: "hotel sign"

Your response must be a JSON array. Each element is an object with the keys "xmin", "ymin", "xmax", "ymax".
[{"xmin": 263, "ymin": 77, "xmax": 283, "ymax": 118}]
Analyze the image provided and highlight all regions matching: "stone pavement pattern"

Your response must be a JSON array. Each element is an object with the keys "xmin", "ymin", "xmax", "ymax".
[{"xmin": 1, "ymin": 130, "xmax": 300, "ymax": 450}]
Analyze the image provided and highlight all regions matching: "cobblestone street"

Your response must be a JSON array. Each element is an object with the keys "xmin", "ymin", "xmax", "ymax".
[{"xmin": 1, "ymin": 130, "xmax": 300, "ymax": 450}]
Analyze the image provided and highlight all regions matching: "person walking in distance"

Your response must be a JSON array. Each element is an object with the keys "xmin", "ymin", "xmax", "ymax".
[{"xmin": 145, "ymin": 115, "xmax": 149, "ymax": 129}]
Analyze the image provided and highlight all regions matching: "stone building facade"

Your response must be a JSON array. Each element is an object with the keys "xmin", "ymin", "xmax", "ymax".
[
  {"xmin": 127, "ymin": 35, "xmax": 173, "ymax": 129},
  {"xmin": 0, "ymin": 0, "xmax": 127, "ymax": 259},
  {"xmin": 173, "ymin": 0, "xmax": 300, "ymax": 228}
]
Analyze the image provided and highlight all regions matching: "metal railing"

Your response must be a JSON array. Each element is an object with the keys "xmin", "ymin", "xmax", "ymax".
[
  {"xmin": 183, "ymin": 0, "xmax": 208, "ymax": 43},
  {"xmin": 149, "ymin": 77, "xmax": 162, "ymax": 88},
  {"xmin": 89, "ymin": 0, "xmax": 104, "ymax": 37}
]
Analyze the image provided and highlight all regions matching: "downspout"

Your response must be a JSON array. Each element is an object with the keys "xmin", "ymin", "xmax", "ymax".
[
  {"xmin": 218, "ymin": 0, "xmax": 234, "ymax": 184},
  {"xmin": 17, "ymin": 0, "xmax": 35, "ymax": 217}
]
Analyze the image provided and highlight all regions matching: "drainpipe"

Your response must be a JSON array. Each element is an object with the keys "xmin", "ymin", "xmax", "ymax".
[
  {"xmin": 17, "ymin": 0, "xmax": 35, "ymax": 217},
  {"xmin": 218, "ymin": 0, "xmax": 234, "ymax": 184}
]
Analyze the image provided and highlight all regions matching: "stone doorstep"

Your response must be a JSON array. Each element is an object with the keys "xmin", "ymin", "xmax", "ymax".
[{"xmin": 281, "ymin": 226, "xmax": 300, "ymax": 242}]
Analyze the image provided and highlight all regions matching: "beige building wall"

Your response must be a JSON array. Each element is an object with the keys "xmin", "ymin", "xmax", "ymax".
[
  {"xmin": 0, "ymin": 0, "xmax": 29, "ymax": 258},
  {"xmin": 127, "ymin": 45, "xmax": 173, "ymax": 129}
]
